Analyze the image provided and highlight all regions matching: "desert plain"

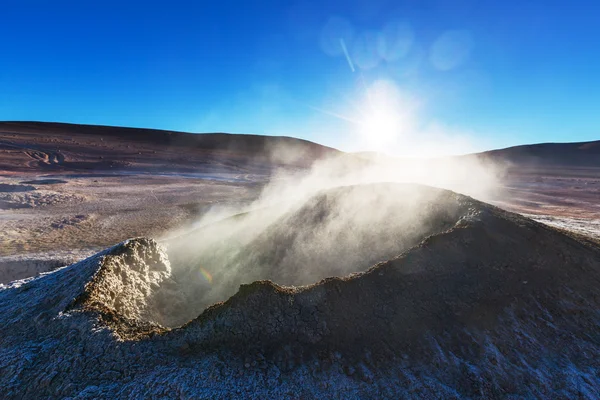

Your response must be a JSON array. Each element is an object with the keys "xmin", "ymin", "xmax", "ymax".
[{"xmin": 1, "ymin": 121, "xmax": 598, "ymax": 284}]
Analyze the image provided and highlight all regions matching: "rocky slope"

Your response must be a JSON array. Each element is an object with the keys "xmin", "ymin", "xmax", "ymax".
[
  {"xmin": 1, "ymin": 183, "xmax": 599, "ymax": 398},
  {"xmin": 166, "ymin": 184, "xmax": 472, "ymax": 320}
]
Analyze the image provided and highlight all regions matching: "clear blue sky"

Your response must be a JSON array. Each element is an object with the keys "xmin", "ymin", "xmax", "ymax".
[{"xmin": 1, "ymin": 0, "xmax": 599, "ymax": 155}]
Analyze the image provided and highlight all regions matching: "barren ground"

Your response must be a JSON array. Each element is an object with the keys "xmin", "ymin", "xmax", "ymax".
[
  {"xmin": 0, "ymin": 174, "xmax": 263, "ymax": 255},
  {"xmin": 1, "ymin": 122, "xmax": 598, "ymax": 283},
  {"xmin": 1, "ymin": 124, "xmax": 600, "ymax": 398},
  {"xmin": 0, "ymin": 173, "xmax": 266, "ymax": 282},
  {"xmin": 490, "ymin": 166, "xmax": 600, "ymax": 240},
  {"xmin": 2, "ymin": 165, "xmax": 598, "ymax": 283},
  {"xmin": 2, "ymin": 184, "xmax": 599, "ymax": 398}
]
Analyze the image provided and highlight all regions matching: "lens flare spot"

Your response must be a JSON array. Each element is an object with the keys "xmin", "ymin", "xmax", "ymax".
[
  {"xmin": 199, "ymin": 267, "xmax": 213, "ymax": 284},
  {"xmin": 430, "ymin": 30, "xmax": 473, "ymax": 71}
]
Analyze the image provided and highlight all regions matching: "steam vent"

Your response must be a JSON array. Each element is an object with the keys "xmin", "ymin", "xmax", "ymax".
[{"xmin": 1, "ymin": 183, "xmax": 599, "ymax": 398}]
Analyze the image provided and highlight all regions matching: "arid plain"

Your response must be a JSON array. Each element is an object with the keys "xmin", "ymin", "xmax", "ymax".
[
  {"xmin": 2, "ymin": 122, "xmax": 600, "ymax": 398},
  {"xmin": 1, "ymin": 121, "xmax": 598, "ymax": 284}
]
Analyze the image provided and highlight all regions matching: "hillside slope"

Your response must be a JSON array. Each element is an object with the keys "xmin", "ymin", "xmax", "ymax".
[
  {"xmin": 1, "ymin": 183, "xmax": 599, "ymax": 398},
  {"xmin": 468, "ymin": 140, "xmax": 600, "ymax": 167},
  {"xmin": 0, "ymin": 121, "xmax": 340, "ymax": 174}
]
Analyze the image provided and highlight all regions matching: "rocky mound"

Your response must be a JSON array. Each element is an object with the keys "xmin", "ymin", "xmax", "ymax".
[
  {"xmin": 1, "ymin": 183, "xmax": 599, "ymax": 398},
  {"xmin": 166, "ymin": 184, "xmax": 472, "ymax": 322}
]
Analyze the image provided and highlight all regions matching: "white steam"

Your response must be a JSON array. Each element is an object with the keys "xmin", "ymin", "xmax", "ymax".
[{"xmin": 160, "ymin": 145, "xmax": 506, "ymax": 325}]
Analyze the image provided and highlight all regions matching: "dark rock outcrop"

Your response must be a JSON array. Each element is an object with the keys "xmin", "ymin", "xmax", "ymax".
[{"xmin": 1, "ymin": 183, "xmax": 599, "ymax": 398}]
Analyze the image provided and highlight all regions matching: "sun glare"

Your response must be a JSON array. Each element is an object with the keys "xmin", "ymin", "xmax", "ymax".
[
  {"xmin": 360, "ymin": 108, "xmax": 400, "ymax": 148},
  {"xmin": 355, "ymin": 80, "xmax": 416, "ymax": 152}
]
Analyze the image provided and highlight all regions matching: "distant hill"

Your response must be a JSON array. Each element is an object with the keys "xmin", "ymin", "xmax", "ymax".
[
  {"xmin": 470, "ymin": 140, "xmax": 600, "ymax": 167},
  {"xmin": 2, "ymin": 121, "xmax": 597, "ymax": 174},
  {"xmin": 354, "ymin": 140, "xmax": 600, "ymax": 169},
  {"xmin": 0, "ymin": 121, "xmax": 340, "ymax": 174}
]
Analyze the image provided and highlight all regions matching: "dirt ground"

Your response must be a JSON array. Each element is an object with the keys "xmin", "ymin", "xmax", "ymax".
[
  {"xmin": 0, "ymin": 122, "xmax": 598, "ymax": 283},
  {"xmin": 490, "ymin": 166, "xmax": 600, "ymax": 240},
  {"xmin": 0, "ymin": 173, "xmax": 264, "ymax": 282},
  {"xmin": 1, "ymin": 165, "xmax": 598, "ymax": 259}
]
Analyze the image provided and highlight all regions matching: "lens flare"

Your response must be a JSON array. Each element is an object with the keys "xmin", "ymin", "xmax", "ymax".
[{"xmin": 199, "ymin": 267, "xmax": 213, "ymax": 284}]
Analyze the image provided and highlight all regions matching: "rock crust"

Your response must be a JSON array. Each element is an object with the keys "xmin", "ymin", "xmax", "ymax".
[{"xmin": 1, "ymin": 183, "xmax": 600, "ymax": 398}]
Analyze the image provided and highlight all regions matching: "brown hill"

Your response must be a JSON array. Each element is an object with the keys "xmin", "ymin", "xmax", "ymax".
[
  {"xmin": 471, "ymin": 140, "xmax": 600, "ymax": 167},
  {"xmin": 355, "ymin": 139, "xmax": 600, "ymax": 168},
  {"xmin": 0, "ymin": 121, "xmax": 340, "ymax": 174}
]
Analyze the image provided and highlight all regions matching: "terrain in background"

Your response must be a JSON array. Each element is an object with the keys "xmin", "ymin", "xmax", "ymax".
[
  {"xmin": 1, "ymin": 121, "xmax": 598, "ymax": 283},
  {"xmin": 0, "ymin": 122, "xmax": 340, "ymax": 281},
  {"xmin": 2, "ymin": 122, "xmax": 600, "ymax": 398}
]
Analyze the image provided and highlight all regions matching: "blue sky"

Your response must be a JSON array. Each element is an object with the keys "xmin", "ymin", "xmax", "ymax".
[{"xmin": 1, "ymin": 0, "xmax": 599, "ymax": 155}]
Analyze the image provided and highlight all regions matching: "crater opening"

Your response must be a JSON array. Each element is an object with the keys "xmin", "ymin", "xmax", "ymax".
[
  {"xmin": 79, "ymin": 184, "xmax": 475, "ymax": 333},
  {"xmin": 158, "ymin": 183, "xmax": 473, "ymax": 327}
]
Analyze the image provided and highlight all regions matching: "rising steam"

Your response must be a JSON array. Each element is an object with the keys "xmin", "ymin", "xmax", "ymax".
[
  {"xmin": 162, "ymin": 61, "xmax": 506, "ymax": 326},
  {"xmin": 160, "ymin": 145, "xmax": 506, "ymax": 326}
]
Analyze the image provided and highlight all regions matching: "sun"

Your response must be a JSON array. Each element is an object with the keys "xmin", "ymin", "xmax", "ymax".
[
  {"xmin": 355, "ymin": 80, "xmax": 416, "ymax": 152},
  {"xmin": 359, "ymin": 107, "xmax": 402, "ymax": 149}
]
